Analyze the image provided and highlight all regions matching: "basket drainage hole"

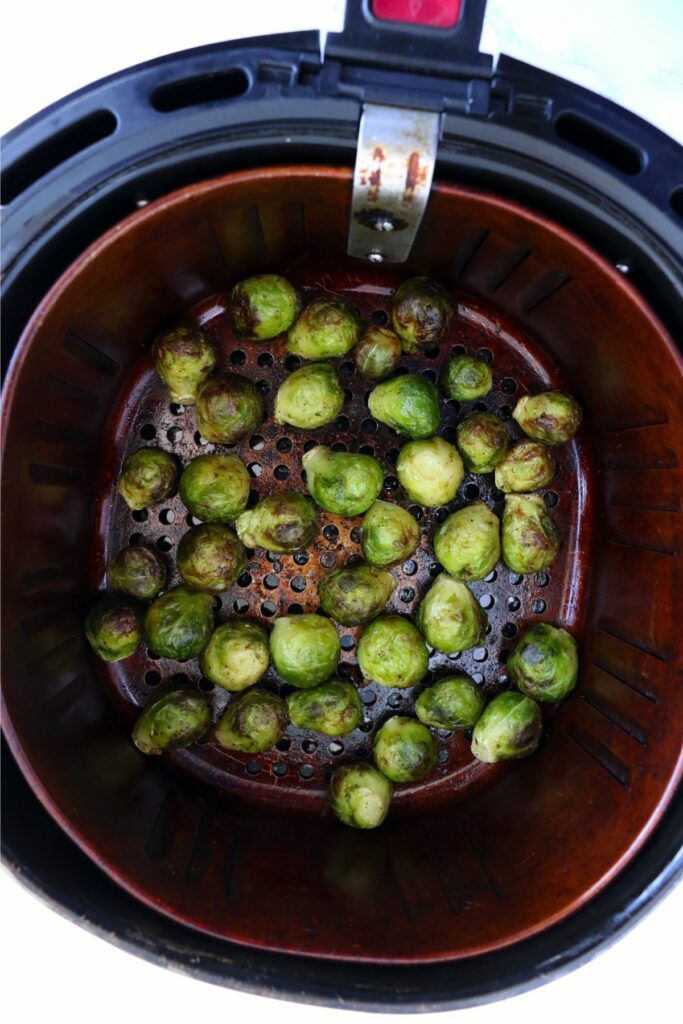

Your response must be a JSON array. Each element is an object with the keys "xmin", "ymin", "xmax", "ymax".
[
  {"xmin": 246, "ymin": 760, "xmax": 261, "ymax": 776},
  {"xmin": 249, "ymin": 435, "xmax": 265, "ymax": 451},
  {"xmin": 484, "ymin": 569, "xmax": 498, "ymax": 583},
  {"xmin": 261, "ymin": 601, "xmax": 277, "ymax": 617},
  {"xmin": 132, "ymin": 509, "xmax": 148, "ymax": 522},
  {"xmin": 384, "ymin": 475, "xmax": 398, "ymax": 492},
  {"xmin": 328, "ymin": 742, "xmax": 344, "ymax": 756},
  {"xmin": 477, "ymin": 348, "xmax": 493, "ymax": 364},
  {"xmin": 129, "ymin": 532, "xmax": 145, "ymax": 545},
  {"xmin": 502, "ymin": 623, "xmax": 518, "ymax": 639},
  {"xmin": 147, "ymin": 650, "xmax": 160, "ymax": 661},
  {"xmin": 479, "ymin": 593, "xmax": 494, "ymax": 610},
  {"xmin": 159, "ymin": 508, "xmax": 175, "ymax": 525},
  {"xmin": 290, "ymin": 576, "xmax": 306, "ymax": 593},
  {"xmin": 497, "ymin": 675, "xmax": 511, "ymax": 690},
  {"xmin": 167, "ymin": 427, "xmax": 182, "ymax": 443},
  {"xmin": 193, "ymin": 431, "xmax": 209, "ymax": 446},
  {"xmin": 199, "ymin": 677, "xmax": 215, "ymax": 692},
  {"xmin": 230, "ymin": 350, "xmax": 246, "ymax": 366},
  {"xmin": 140, "ymin": 424, "xmax": 156, "ymax": 440},
  {"xmin": 372, "ymin": 309, "xmax": 389, "ymax": 326},
  {"xmin": 285, "ymin": 355, "xmax": 302, "ymax": 371},
  {"xmin": 399, "ymin": 587, "xmax": 415, "ymax": 603},
  {"xmin": 428, "ymin": 563, "xmax": 443, "ymax": 578},
  {"xmin": 248, "ymin": 463, "xmax": 262, "ymax": 478},
  {"xmin": 275, "ymin": 738, "xmax": 291, "ymax": 752},
  {"xmin": 361, "ymin": 689, "xmax": 377, "ymax": 705},
  {"xmin": 473, "ymin": 647, "xmax": 488, "ymax": 662},
  {"xmin": 303, "ymin": 439, "xmax": 318, "ymax": 453},
  {"xmin": 464, "ymin": 483, "xmax": 479, "ymax": 500},
  {"xmin": 145, "ymin": 670, "xmax": 161, "ymax": 686},
  {"xmin": 257, "ymin": 352, "xmax": 274, "ymax": 368},
  {"xmin": 320, "ymin": 553, "xmax": 337, "ymax": 569},
  {"xmin": 388, "ymin": 693, "xmax": 403, "ymax": 708},
  {"xmin": 350, "ymin": 527, "xmax": 362, "ymax": 543},
  {"xmin": 288, "ymin": 603, "xmax": 304, "ymax": 615},
  {"xmin": 438, "ymin": 749, "xmax": 450, "ymax": 764},
  {"xmin": 276, "ymin": 436, "xmax": 292, "ymax": 453},
  {"xmin": 238, "ymin": 572, "xmax": 252, "ymax": 587},
  {"xmin": 545, "ymin": 491, "xmax": 559, "ymax": 508},
  {"xmin": 409, "ymin": 506, "xmax": 423, "ymax": 521},
  {"xmin": 170, "ymin": 403, "xmax": 185, "ymax": 415},
  {"xmin": 507, "ymin": 596, "xmax": 521, "ymax": 612},
  {"xmin": 302, "ymin": 739, "xmax": 317, "ymax": 754},
  {"xmin": 501, "ymin": 378, "xmax": 517, "ymax": 394},
  {"xmin": 508, "ymin": 572, "xmax": 523, "ymax": 585},
  {"xmin": 499, "ymin": 405, "xmax": 512, "ymax": 420},
  {"xmin": 434, "ymin": 508, "xmax": 448, "ymax": 523},
  {"xmin": 340, "ymin": 636, "xmax": 355, "ymax": 650},
  {"xmin": 272, "ymin": 763, "xmax": 288, "ymax": 777},
  {"xmin": 171, "ymin": 672, "xmax": 188, "ymax": 686},
  {"xmin": 274, "ymin": 465, "xmax": 290, "ymax": 480},
  {"xmin": 421, "ymin": 369, "xmax": 437, "ymax": 382},
  {"xmin": 471, "ymin": 672, "xmax": 484, "ymax": 684},
  {"xmin": 157, "ymin": 536, "xmax": 173, "ymax": 552},
  {"xmin": 234, "ymin": 599, "xmax": 249, "ymax": 613},
  {"xmin": 536, "ymin": 571, "xmax": 550, "ymax": 587},
  {"xmin": 402, "ymin": 559, "xmax": 417, "ymax": 576},
  {"xmin": 294, "ymin": 552, "xmax": 309, "ymax": 566},
  {"xmin": 451, "ymin": 345, "xmax": 466, "ymax": 356},
  {"xmin": 332, "ymin": 442, "xmax": 348, "ymax": 453},
  {"xmin": 533, "ymin": 598, "xmax": 547, "ymax": 614},
  {"xmin": 361, "ymin": 418, "xmax": 378, "ymax": 434},
  {"xmin": 264, "ymin": 574, "xmax": 279, "ymax": 590},
  {"xmin": 299, "ymin": 764, "xmax": 315, "ymax": 779},
  {"xmin": 323, "ymin": 525, "xmax": 339, "ymax": 543}
]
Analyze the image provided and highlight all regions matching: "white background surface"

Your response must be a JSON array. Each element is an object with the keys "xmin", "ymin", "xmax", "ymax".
[{"xmin": 2, "ymin": 2, "xmax": 682, "ymax": 1022}]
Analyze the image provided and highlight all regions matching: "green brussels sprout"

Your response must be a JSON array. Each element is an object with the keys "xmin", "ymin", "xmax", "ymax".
[
  {"xmin": 108, "ymin": 544, "xmax": 167, "ymax": 601},
  {"xmin": 143, "ymin": 586, "xmax": 214, "ymax": 661},
  {"xmin": 360, "ymin": 499, "xmax": 421, "ymax": 568},
  {"xmin": 118, "ymin": 447, "xmax": 177, "ymax": 511},
  {"xmin": 508, "ymin": 623, "xmax": 578, "ymax": 703},
  {"xmin": 318, "ymin": 563, "xmax": 395, "ymax": 626},
  {"xmin": 440, "ymin": 355, "xmax": 492, "ymax": 401},
  {"xmin": 302, "ymin": 445, "xmax": 383, "ymax": 516},
  {"xmin": 179, "ymin": 454, "xmax": 250, "ymax": 522},
  {"xmin": 368, "ymin": 374, "xmax": 440, "ymax": 439},
  {"xmin": 396, "ymin": 436, "xmax": 465, "ymax": 507},
  {"xmin": 391, "ymin": 277, "xmax": 454, "ymax": 352},
  {"xmin": 456, "ymin": 412, "xmax": 509, "ymax": 473},
  {"xmin": 235, "ymin": 492, "xmax": 317, "ymax": 553},
  {"xmin": 270, "ymin": 614, "xmax": 341, "ymax": 688},
  {"xmin": 214, "ymin": 689, "xmax": 289, "ymax": 753},
  {"xmin": 373, "ymin": 716, "xmax": 437, "ymax": 783},
  {"xmin": 274, "ymin": 362, "xmax": 344, "ymax": 429},
  {"xmin": 353, "ymin": 325, "xmax": 402, "ymax": 380},
  {"xmin": 513, "ymin": 391, "xmax": 583, "ymax": 445},
  {"xmin": 471, "ymin": 692, "xmax": 543, "ymax": 763},
  {"xmin": 329, "ymin": 763, "xmax": 393, "ymax": 829},
  {"xmin": 230, "ymin": 274, "xmax": 301, "ymax": 340},
  {"xmin": 176, "ymin": 523, "xmax": 246, "ymax": 593},
  {"xmin": 357, "ymin": 615, "xmax": 429, "ymax": 689},
  {"xmin": 416, "ymin": 574, "xmax": 485, "ymax": 654},
  {"xmin": 287, "ymin": 679, "xmax": 362, "ymax": 736},
  {"xmin": 433, "ymin": 501, "xmax": 501, "ymax": 580},
  {"xmin": 414, "ymin": 675, "xmax": 485, "ymax": 730},
  {"xmin": 132, "ymin": 689, "xmax": 211, "ymax": 755},
  {"xmin": 494, "ymin": 440, "xmax": 556, "ymax": 494},
  {"xmin": 501, "ymin": 494, "xmax": 561, "ymax": 574},
  {"xmin": 200, "ymin": 620, "xmax": 270, "ymax": 692},
  {"xmin": 196, "ymin": 374, "xmax": 264, "ymax": 444},
  {"xmin": 153, "ymin": 325, "xmax": 217, "ymax": 405},
  {"xmin": 286, "ymin": 296, "xmax": 360, "ymax": 360},
  {"xmin": 85, "ymin": 596, "xmax": 142, "ymax": 662}
]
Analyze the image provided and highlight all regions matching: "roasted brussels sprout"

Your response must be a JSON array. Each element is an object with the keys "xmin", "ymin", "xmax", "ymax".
[
  {"xmin": 214, "ymin": 689, "xmax": 289, "ymax": 753},
  {"xmin": 433, "ymin": 501, "xmax": 501, "ymax": 580},
  {"xmin": 235, "ymin": 492, "xmax": 317, "ymax": 553},
  {"xmin": 440, "ymin": 355, "xmax": 492, "ymax": 402},
  {"xmin": 85, "ymin": 596, "xmax": 142, "ymax": 662},
  {"xmin": 274, "ymin": 362, "xmax": 344, "ymax": 429},
  {"xmin": 108, "ymin": 544, "xmax": 167, "ymax": 601},
  {"xmin": 118, "ymin": 447, "xmax": 177, "ymax": 511},
  {"xmin": 286, "ymin": 296, "xmax": 360, "ymax": 360},
  {"xmin": 132, "ymin": 689, "xmax": 211, "ymax": 755},
  {"xmin": 143, "ymin": 586, "xmax": 214, "ymax": 661},
  {"xmin": 287, "ymin": 679, "xmax": 363, "ymax": 736},
  {"xmin": 456, "ymin": 412, "xmax": 509, "ymax": 473},
  {"xmin": 230, "ymin": 274, "xmax": 301, "ymax": 340},
  {"xmin": 501, "ymin": 494, "xmax": 561, "ymax": 574},
  {"xmin": 396, "ymin": 436, "xmax": 464, "ymax": 507},
  {"xmin": 318, "ymin": 563, "xmax": 395, "ymax": 626},
  {"xmin": 415, "ymin": 675, "xmax": 485, "ymax": 730},
  {"xmin": 176, "ymin": 523, "xmax": 246, "ymax": 593},
  {"xmin": 196, "ymin": 374, "xmax": 264, "ymax": 444},
  {"xmin": 508, "ymin": 623, "xmax": 578, "ymax": 703},
  {"xmin": 302, "ymin": 445, "xmax": 383, "ymax": 516},
  {"xmin": 357, "ymin": 615, "xmax": 429, "ymax": 689},
  {"xmin": 153, "ymin": 325, "xmax": 217, "ymax": 405},
  {"xmin": 179, "ymin": 454, "xmax": 250, "ymax": 522},
  {"xmin": 471, "ymin": 692, "xmax": 543, "ymax": 763},
  {"xmin": 391, "ymin": 277, "xmax": 453, "ymax": 352},
  {"xmin": 416, "ymin": 574, "xmax": 486, "ymax": 653},
  {"xmin": 200, "ymin": 620, "xmax": 270, "ymax": 692},
  {"xmin": 513, "ymin": 391, "xmax": 583, "ymax": 445},
  {"xmin": 373, "ymin": 716, "xmax": 437, "ymax": 783},
  {"xmin": 353, "ymin": 325, "xmax": 402, "ymax": 380},
  {"xmin": 360, "ymin": 499, "xmax": 421, "ymax": 568},
  {"xmin": 329, "ymin": 763, "xmax": 393, "ymax": 829},
  {"xmin": 368, "ymin": 374, "xmax": 440, "ymax": 439},
  {"xmin": 494, "ymin": 440, "xmax": 556, "ymax": 494},
  {"xmin": 270, "ymin": 615, "xmax": 341, "ymax": 688}
]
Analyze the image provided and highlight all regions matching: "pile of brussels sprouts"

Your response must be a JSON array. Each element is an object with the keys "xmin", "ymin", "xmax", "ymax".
[{"xmin": 85, "ymin": 273, "xmax": 583, "ymax": 830}]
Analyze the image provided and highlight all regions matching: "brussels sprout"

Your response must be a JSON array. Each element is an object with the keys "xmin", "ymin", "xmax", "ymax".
[
  {"xmin": 118, "ymin": 447, "xmax": 177, "ymax": 511},
  {"xmin": 513, "ymin": 391, "xmax": 583, "ymax": 445},
  {"xmin": 494, "ymin": 440, "xmax": 556, "ymax": 494},
  {"xmin": 153, "ymin": 325, "xmax": 217, "ymax": 405},
  {"xmin": 456, "ymin": 412, "xmax": 509, "ymax": 474},
  {"xmin": 396, "ymin": 436, "xmax": 464, "ymax": 507},
  {"xmin": 302, "ymin": 445, "xmax": 383, "ymax": 516},
  {"xmin": 196, "ymin": 374, "xmax": 264, "ymax": 444},
  {"xmin": 108, "ymin": 544, "xmax": 167, "ymax": 601},
  {"xmin": 230, "ymin": 274, "xmax": 301, "ymax": 340},
  {"xmin": 415, "ymin": 675, "xmax": 485, "ymax": 730},
  {"xmin": 200, "ymin": 620, "xmax": 270, "ymax": 692},
  {"xmin": 501, "ymin": 494, "xmax": 560, "ymax": 574},
  {"xmin": 214, "ymin": 689, "xmax": 289, "ymax": 753},
  {"xmin": 274, "ymin": 362, "xmax": 344, "ymax": 429},
  {"xmin": 143, "ymin": 586, "xmax": 214, "ymax": 661},
  {"xmin": 176, "ymin": 523, "xmax": 246, "ymax": 593},
  {"xmin": 235, "ymin": 492, "xmax": 317, "ymax": 553},
  {"xmin": 357, "ymin": 615, "xmax": 429, "ymax": 689},
  {"xmin": 360, "ymin": 499, "xmax": 421, "ymax": 568},
  {"xmin": 132, "ymin": 689, "xmax": 211, "ymax": 755},
  {"xmin": 287, "ymin": 296, "xmax": 360, "ymax": 360},
  {"xmin": 368, "ymin": 374, "xmax": 440, "ymax": 439},
  {"xmin": 440, "ymin": 355, "xmax": 492, "ymax": 402},
  {"xmin": 373, "ymin": 716, "xmax": 437, "ymax": 783},
  {"xmin": 318, "ymin": 563, "xmax": 395, "ymax": 626},
  {"xmin": 287, "ymin": 679, "xmax": 363, "ymax": 736},
  {"xmin": 179, "ymin": 454, "xmax": 250, "ymax": 522},
  {"xmin": 270, "ymin": 615, "xmax": 341, "ymax": 688},
  {"xmin": 391, "ymin": 277, "xmax": 453, "ymax": 352},
  {"xmin": 471, "ymin": 692, "xmax": 543, "ymax": 763},
  {"xmin": 508, "ymin": 623, "xmax": 578, "ymax": 703},
  {"xmin": 416, "ymin": 574, "xmax": 485, "ymax": 654},
  {"xmin": 433, "ymin": 501, "xmax": 500, "ymax": 580},
  {"xmin": 85, "ymin": 596, "xmax": 142, "ymax": 662},
  {"xmin": 329, "ymin": 763, "xmax": 393, "ymax": 829},
  {"xmin": 353, "ymin": 325, "xmax": 402, "ymax": 380}
]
